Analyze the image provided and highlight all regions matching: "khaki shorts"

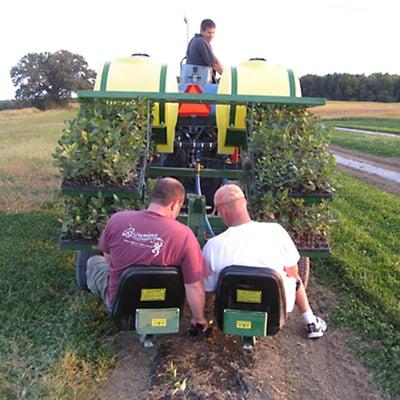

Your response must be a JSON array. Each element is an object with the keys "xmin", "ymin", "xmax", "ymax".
[{"xmin": 86, "ymin": 255, "xmax": 112, "ymax": 312}]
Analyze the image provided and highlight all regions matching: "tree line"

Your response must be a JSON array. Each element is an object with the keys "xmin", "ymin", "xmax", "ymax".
[{"xmin": 300, "ymin": 73, "xmax": 400, "ymax": 102}]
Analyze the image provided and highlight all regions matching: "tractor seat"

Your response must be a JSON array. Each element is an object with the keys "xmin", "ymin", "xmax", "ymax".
[
  {"xmin": 111, "ymin": 266, "xmax": 185, "ymax": 333},
  {"xmin": 214, "ymin": 265, "xmax": 287, "ymax": 336}
]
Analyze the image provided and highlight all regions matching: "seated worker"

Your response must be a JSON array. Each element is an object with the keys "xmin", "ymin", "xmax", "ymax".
[
  {"xmin": 202, "ymin": 184, "xmax": 327, "ymax": 339},
  {"xmin": 186, "ymin": 18, "xmax": 224, "ymax": 78},
  {"xmin": 87, "ymin": 177, "xmax": 210, "ymax": 331}
]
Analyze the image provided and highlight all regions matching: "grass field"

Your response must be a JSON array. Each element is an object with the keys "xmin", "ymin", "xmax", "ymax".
[
  {"xmin": 0, "ymin": 105, "xmax": 399, "ymax": 398},
  {"xmin": 0, "ymin": 108, "xmax": 118, "ymax": 398},
  {"xmin": 310, "ymin": 101, "xmax": 400, "ymax": 156},
  {"xmin": 323, "ymin": 118, "xmax": 400, "ymax": 135},
  {"xmin": 328, "ymin": 129, "xmax": 400, "ymax": 157},
  {"xmin": 0, "ymin": 107, "xmax": 77, "ymax": 212},
  {"xmin": 314, "ymin": 172, "xmax": 400, "ymax": 394}
]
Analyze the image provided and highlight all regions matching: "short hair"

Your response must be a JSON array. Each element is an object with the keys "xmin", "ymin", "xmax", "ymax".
[
  {"xmin": 151, "ymin": 178, "xmax": 185, "ymax": 206},
  {"xmin": 200, "ymin": 19, "xmax": 216, "ymax": 32}
]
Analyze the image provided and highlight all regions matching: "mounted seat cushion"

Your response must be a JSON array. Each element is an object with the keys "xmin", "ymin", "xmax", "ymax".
[
  {"xmin": 111, "ymin": 266, "xmax": 185, "ymax": 329},
  {"xmin": 214, "ymin": 265, "xmax": 287, "ymax": 336}
]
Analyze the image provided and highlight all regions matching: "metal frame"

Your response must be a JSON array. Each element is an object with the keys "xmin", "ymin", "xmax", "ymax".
[{"xmin": 78, "ymin": 90, "xmax": 325, "ymax": 106}]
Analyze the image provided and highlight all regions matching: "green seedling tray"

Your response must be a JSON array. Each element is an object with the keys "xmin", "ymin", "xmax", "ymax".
[
  {"xmin": 223, "ymin": 309, "xmax": 267, "ymax": 337},
  {"xmin": 135, "ymin": 308, "xmax": 180, "ymax": 335}
]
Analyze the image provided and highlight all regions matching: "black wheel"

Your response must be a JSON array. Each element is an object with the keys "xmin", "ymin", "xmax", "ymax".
[
  {"xmin": 298, "ymin": 257, "xmax": 310, "ymax": 289},
  {"xmin": 76, "ymin": 250, "xmax": 100, "ymax": 291}
]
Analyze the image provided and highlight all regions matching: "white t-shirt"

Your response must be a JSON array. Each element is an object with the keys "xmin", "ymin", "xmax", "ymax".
[{"xmin": 202, "ymin": 221, "xmax": 300, "ymax": 312}]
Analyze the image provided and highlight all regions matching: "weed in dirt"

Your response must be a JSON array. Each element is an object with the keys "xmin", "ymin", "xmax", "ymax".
[{"xmin": 285, "ymin": 372, "xmax": 296, "ymax": 384}]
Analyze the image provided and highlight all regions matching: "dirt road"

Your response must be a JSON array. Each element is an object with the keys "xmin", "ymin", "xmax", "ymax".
[{"xmin": 331, "ymin": 145, "xmax": 400, "ymax": 196}]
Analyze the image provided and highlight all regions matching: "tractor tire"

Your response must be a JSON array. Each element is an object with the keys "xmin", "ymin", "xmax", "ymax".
[
  {"xmin": 76, "ymin": 250, "xmax": 100, "ymax": 292},
  {"xmin": 298, "ymin": 257, "xmax": 310, "ymax": 289}
]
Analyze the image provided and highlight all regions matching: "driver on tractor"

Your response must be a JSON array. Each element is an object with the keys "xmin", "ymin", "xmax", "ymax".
[{"xmin": 186, "ymin": 18, "xmax": 224, "ymax": 81}]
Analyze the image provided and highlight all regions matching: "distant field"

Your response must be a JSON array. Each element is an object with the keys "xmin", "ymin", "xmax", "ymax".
[
  {"xmin": 323, "ymin": 118, "xmax": 400, "ymax": 135},
  {"xmin": 311, "ymin": 100, "xmax": 400, "ymax": 119},
  {"xmin": 0, "ymin": 107, "xmax": 77, "ymax": 211}
]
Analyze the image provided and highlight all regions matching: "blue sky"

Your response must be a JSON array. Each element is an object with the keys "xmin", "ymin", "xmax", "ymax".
[{"xmin": 1, "ymin": 0, "xmax": 399, "ymax": 100}]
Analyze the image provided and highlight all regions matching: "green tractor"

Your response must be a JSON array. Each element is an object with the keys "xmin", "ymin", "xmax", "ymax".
[{"xmin": 57, "ymin": 54, "xmax": 331, "ymax": 348}]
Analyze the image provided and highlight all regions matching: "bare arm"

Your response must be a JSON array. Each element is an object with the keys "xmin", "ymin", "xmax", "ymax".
[
  {"xmin": 213, "ymin": 60, "xmax": 223, "ymax": 74},
  {"xmin": 284, "ymin": 264, "xmax": 299, "ymax": 279},
  {"xmin": 185, "ymin": 280, "xmax": 208, "ymax": 331}
]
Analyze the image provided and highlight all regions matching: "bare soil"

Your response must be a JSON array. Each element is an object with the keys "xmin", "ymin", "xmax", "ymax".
[
  {"xmin": 330, "ymin": 145, "xmax": 400, "ymax": 196},
  {"xmin": 92, "ymin": 277, "xmax": 387, "ymax": 400}
]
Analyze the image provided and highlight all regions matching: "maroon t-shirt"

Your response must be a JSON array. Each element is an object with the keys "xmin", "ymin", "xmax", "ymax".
[{"xmin": 99, "ymin": 210, "xmax": 210, "ymax": 304}]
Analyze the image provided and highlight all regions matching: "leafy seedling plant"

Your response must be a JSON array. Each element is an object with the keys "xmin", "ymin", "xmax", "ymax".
[
  {"xmin": 54, "ymin": 98, "xmax": 151, "ymax": 242},
  {"xmin": 243, "ymin": 105, "xmax": 335, "ymax": 249},
  {"xmin": 53, "ymin": 98, "xmax": 150, "ymax": 188},
  {"xmin": 59, "ymin": 193, "xmax": 142, "ymax": 242}
]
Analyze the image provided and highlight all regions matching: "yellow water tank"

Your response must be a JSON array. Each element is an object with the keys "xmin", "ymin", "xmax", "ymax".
[
  {"xmin": 94, "ymin": 55, "xmax": 178, "ymax": 153},
  {"xmin": 216, "ymin": 59, "xmax": 302, "ymax": 154}
]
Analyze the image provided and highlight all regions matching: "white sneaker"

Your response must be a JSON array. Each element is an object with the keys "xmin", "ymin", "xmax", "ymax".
[{"xmin": 307, "ymin": 316, "xmax": 327, "ymax": 339}]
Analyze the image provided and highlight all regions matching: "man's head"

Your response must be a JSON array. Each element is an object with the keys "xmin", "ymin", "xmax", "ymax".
[
  {"xmin": 150, "ymin": 177, "xmax": 185, "ymax": 219},
  {"xmin": 200, "ymin": 19, "xmax": 216, "ymax": 43},
  {"xmin": 214, "ymin": 184, "xmax": 251, "ymax": 226}
]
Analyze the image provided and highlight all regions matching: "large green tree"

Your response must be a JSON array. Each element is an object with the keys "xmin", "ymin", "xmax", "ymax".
[{"xmin": 10, "ymin": 50, "xmax": 96, "ymax": 109}]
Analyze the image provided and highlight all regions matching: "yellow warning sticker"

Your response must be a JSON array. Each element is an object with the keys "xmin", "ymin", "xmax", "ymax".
[
  {"xmin": 151, "ymin": 318, "xmax": 167, "ymax": 327},
  {"xmin": 236, "ymin": 289, "xmax": 262, "ymax": 303},
  {"xmin": 236, "ymin": 320, "xmax": 252, "ymax": 329},
  {"xmin": 140, "ymin": 288, "xmax": 166, "ymax": 301}
]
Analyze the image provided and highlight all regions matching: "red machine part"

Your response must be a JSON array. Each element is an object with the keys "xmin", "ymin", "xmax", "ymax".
[
  {"xmin": 229, "ymin": 147, "xmax": 239, "ymax": 164},
  {"xmin": 178, "ymin": 84, "xmax": 211, "ymax": 117}
]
